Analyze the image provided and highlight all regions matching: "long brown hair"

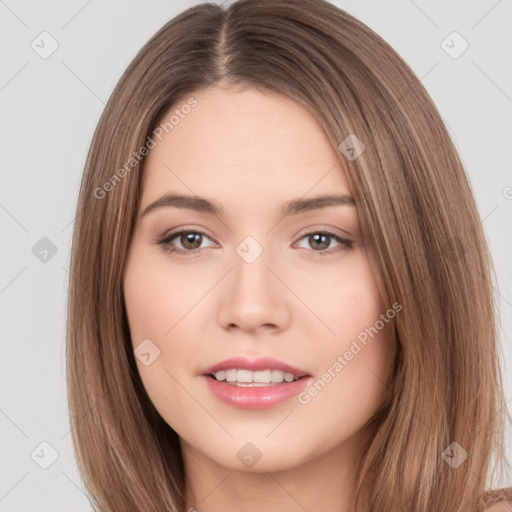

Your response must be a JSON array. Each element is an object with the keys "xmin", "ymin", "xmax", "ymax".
[{"xmin": 66, "ymin": 0, "xmax": 511, "ymax": 510}]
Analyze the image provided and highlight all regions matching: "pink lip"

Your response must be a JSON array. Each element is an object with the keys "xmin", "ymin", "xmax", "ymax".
[
  {"xmin": 201, "ymin": 356, "xmax": 311, "ymax": 410},
  {"xmin": 203, "ymin": 376, "xmax": 312, "ymax": 409},
  {"xmin": 202, "ymin": 356, "xmax": 309, "ymax": 377}
]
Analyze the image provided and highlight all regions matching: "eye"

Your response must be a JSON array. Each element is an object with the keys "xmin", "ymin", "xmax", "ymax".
[
  {"xmin": 295, "ymin": 231, "xmax": 353, "ymax": 255},
  {"xmin": 156, "ymin": 228, "xmax": 353, "ymax": 257},
  {"xmin": 156, "ymin": 229, "xmax": 216, "ymax": 255}
]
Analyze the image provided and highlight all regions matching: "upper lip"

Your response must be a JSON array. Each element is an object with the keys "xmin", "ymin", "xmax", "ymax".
[{"xmin": 202, "ymin": 356, "xmax": 310, "ymax": 377}]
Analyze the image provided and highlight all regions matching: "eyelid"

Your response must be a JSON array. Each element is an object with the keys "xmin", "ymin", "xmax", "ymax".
[
  {"xmin": 292, "ymin": 229, "xmax": 353, "ymax": 254},
  {"xmin": 157, "ymin": 224, "xmax": 351, "ymax": 243},
  {"xmin": 156, "ymin": 225, "xmax": 218, "ymax": 244},
  {"xmin": 293, "ymin": 223, "xmax": 354, "ymax": 242},
  {"xmin": 155, "ymin": 227, "xmax": 218, "ymax": 252},
  {"xmin": 156, "ymin": 224, "xmax": 354, "ymax": 257}
]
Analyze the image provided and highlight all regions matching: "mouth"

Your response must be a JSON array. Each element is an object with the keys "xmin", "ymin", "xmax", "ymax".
[
  {"xmin": 201, "ymin": 355, "xmax": 310, "ymax": 384},
  {"xmin": 201, "ymin": 356, "xmax": 312, "ymax": 409},
  {"xmin": 206, "ymin": 369, "xmax": 307, "ymax": 387}
]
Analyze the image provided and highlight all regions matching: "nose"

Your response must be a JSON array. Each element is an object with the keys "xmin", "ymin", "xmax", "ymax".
[{"xmin": 217, "ymin": 245, "xmax": 291, "ymax": 335}]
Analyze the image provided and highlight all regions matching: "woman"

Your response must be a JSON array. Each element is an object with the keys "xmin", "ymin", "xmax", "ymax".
[{"xmin": 66, "ymin": 0, "xmax": 512, "ymax": 510}]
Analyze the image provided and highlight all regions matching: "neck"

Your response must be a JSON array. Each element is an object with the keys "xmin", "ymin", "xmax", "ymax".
[{"xmin": 181, "ymin": 429, "xmax": 367, "ymax": 512}]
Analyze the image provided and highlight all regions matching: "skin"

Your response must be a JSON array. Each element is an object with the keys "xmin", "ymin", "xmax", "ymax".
[{"xmin": 123, "ymin": 84, "xmax": 397, "ymax": 511}]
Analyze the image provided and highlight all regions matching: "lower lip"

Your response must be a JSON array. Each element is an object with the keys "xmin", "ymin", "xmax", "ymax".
[{"xmin": 202, "ymin": 375, "xmax": 311, "ymax": 409}]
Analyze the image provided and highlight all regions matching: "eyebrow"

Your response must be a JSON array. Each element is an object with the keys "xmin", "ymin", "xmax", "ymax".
[{"xmin": 141, "ymin": 193, "xmax": 356, "ymax": 218}]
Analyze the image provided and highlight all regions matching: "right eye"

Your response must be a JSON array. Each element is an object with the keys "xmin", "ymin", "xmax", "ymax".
[{"xmin": 157, "ymin": 229, "xmax": 217, "ymax": 255}]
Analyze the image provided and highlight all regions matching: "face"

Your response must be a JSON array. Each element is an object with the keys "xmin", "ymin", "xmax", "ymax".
[{"xmin": 123, "ymin": 85, "xmax": 396, "ymax": 474}]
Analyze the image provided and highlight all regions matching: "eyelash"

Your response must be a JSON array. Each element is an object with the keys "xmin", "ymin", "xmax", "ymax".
[{"xmin": 156, "ymin": 229, "xmax": 353, "ymax": 257}]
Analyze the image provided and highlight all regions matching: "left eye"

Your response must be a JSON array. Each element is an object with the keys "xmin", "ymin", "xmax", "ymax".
[
  {"xmin": 294, "ymin": 231, "xmax": 353, "ymax": 254},
  {"xmin": 157, "ymin": 230, "xmax": 353, "ymax": 256}
]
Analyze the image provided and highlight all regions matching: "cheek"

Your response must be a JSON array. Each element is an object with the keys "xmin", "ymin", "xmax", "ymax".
[
  {"xmin": 295, "ymin": 253, "xmax": 387, "ymax": 345},
  {"xmin": 294, "ymin": 256, "xmax": 394, "ymax": 425},
  {"xmin": 123, "ymin": 247, "xmax": 203, "ymax": 348},
  {"xmin": 123, "ymin": 250, "xmax": 199, "ymax": 420},
  {"xmin": 123, "ymin": 241, "xmax": 395, "ymax": 449}
]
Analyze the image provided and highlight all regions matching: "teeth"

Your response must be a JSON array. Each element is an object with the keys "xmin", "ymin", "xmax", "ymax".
[
  {"xmin": 237, "ymin": 369, "xmax": 253, "ymax": 382},
  {"xmin": 271, "ymin": 370, "xmax": 284, "ymax": 382},
  {"xmin": 225, "ymin": 369, "xmax": 237, "ymax": 382},
  {"xmin": 253, "ymin": 370, "xmax": 272, "ymax": 383},
  {"xmin": 284, "ymin": 372, "xmax": 295, "ymax": 382},
  {"xmin": 213, "ymin": 369, "xmax": 301, "ymax": 385}
]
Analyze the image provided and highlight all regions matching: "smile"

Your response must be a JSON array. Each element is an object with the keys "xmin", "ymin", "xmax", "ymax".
[
  {"xmin": 210, "ymin": 369, "xmax": 302, "ymax": 386},
  {"xmin": 201, "ymin": 356, "xmax": 312, "ymax": 409}
]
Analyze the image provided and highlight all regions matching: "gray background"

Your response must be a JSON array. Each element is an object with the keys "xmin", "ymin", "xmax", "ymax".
[{"xmin": 1, "ymin": 0, "xmax": 511, "ymax": 510}]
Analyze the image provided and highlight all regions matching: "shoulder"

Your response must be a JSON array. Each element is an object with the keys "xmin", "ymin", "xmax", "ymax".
[
  {"xmin": 483, "ymin": 488, "xmax": 512, "ymax": 512},
  {"xmin": 484, "ymin": 501, "xmax": 512, "ymax": 511},
  {"xmin": 484, "ymin": 499, "xmax": 512, "ymax": 511}
]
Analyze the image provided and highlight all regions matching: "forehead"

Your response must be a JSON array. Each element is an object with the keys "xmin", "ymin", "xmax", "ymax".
[{"xmin": 141, "ymin": 86, "xmax": 351, "ymax": 205}]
